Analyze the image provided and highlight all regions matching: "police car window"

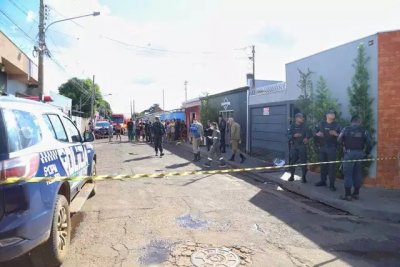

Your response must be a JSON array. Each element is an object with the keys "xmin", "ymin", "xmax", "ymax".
[
  {"xmin": 47, "ymin": 114, "xmax": 68, "ymax": 142},
  {"xmin": 42, "ymin": 115, "xmax": 57, "ymax": 139},
  {"xmin": 62, "ymin": 117, "xmax": 82, "ymax": 143},
  {"xmin": 3, "ymin": 109, "xmax": 41, "ymax": 152}
]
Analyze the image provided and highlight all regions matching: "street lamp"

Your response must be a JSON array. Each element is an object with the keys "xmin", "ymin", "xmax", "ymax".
[
  {"xmin": 44, "ymin": 12, "xmax": 101, "ymax": 33},
  {"xmin": 37, "ymin": 0, "xmax": 100, "ymax": 101}
]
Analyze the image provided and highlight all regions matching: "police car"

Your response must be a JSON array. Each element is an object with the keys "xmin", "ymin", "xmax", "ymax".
[{"xmin": 0, "ymin": 96, "xmax": 96, "ymax": 266}]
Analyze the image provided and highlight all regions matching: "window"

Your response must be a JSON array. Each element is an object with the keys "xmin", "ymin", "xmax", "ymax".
[
  {"xmin": 62, "ymin": 117, "xmax": 82, "ymax": 143},
  {"xmin": 42, "ymin": 114, "xmax": 57, "ymax": 139},
  {"xmin": 3, "ymin": 109, "xmax": 42, "ymax": 152},
  {"xmin": 48, "ymin": 114, "xmax": 68, "ymax": 142}
]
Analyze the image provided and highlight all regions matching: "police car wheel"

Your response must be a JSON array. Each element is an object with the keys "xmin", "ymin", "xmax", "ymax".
[{"xmin": 31, "ymin": 195, "xmax": 71, "ymax": 267}]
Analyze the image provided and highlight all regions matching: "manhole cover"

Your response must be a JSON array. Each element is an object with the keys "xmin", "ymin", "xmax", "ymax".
[{"xmin": 191, "ymin": 247, "xmax": 240, "ymax": 267}]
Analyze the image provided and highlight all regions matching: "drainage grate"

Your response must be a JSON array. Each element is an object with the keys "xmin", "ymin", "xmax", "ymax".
[
  {"xmin": 191, "ymin": 247, "xmax": 240, "ymax": 267},
  {"xmin": 169, "ymin": 242, "xmax": 254, "ymax": 266}
]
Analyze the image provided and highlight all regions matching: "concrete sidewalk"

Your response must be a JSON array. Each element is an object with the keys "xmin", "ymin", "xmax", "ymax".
[{"xmin": 173, "ymin": 141, "xmax": 400, "ymax": 223}]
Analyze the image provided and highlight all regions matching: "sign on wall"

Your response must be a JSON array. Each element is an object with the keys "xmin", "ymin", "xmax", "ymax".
[
  {"xmin": 263, "ymin": 107, "xmax": 270, "ymax": 115},
  {"xmin": 221, "ymin": 97, "xmax": 231, "ymax": 110}
]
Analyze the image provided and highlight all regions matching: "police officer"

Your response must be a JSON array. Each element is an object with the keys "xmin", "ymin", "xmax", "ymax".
[
  {"xmin": 287, "ymin": 113, "xmax": 310, "ymax": 183},
  {"xmin": 152, "ymin": 116, "xmax": 165, "ymax": 157},
  {"xmin": 337, "ymin": 115, "xmax": 372, "ymax": 201},
  {"xmin": 314, "ymin": 110, "xmax": 341, "ymax": 191}
]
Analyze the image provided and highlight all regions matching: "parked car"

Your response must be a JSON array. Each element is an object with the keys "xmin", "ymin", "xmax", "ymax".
[
  {"xmin": 94, "ymin": 120, "xmax": 111, "ymax": 139},
  {"xmin": 0, "ymin": 96, "xmax": 97, "ymax": 267}
]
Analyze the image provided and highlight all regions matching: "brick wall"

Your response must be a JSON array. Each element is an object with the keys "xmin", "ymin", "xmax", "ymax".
[{"xmin": 374, "ymin": 31, "xmax": 400, "ymax": 188}]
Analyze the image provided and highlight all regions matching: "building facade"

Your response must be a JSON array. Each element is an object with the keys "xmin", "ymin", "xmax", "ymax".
[
  {"xmin": 285, "ymin": 30, "xmax": 400, "ymax": 188},
  {"xmin": 203, "ymin": 87, "xmax": 249, "ymax": 151},
  {"xmin": 0, "ymin": 31, "xmax": 38, "ymax": 96},
  {"xmin": 182, "ymin": 98, "xmax": 201, "ymax": 140}
]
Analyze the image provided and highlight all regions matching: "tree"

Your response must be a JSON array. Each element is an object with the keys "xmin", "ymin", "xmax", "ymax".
[
  {"xmin": 58, "ymin": 77, "xmax": 111, "ymax": 118},
  {"xmin": 314, "ymin": 76, "xmax": 342, "ymax": 122},
  {"xmin": 140, "ymin": 104, "xmax": 163, "ymax": 115},
  {"xmin": 200, "ymin": 93, "xmax": 218, "ymax": 126},
  {"xmin": 348, "ymin": 44, "xmax": 375, "ymax": 136},
  {"xmin": 348, "ymin": 44, "xmax": 375, "ymax": 175},
  {"xmin": 295, "ymin": 68, "xmax": 315, "ymax": 123}
]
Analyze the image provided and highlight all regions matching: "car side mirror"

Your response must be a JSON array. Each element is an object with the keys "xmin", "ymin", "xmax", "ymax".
[{"xmin": 83, "ymin": 131, "xmax": 95, "ymax": 142}]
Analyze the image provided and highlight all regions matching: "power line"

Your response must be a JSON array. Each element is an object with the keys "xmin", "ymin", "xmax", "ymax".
[
  {"xmin": 0, "ymin": 9, "xmax": 36, "ymax": 43},
  {"xmin": 7, "ymin": 0, "xmax": 38, "ymax": 24}
]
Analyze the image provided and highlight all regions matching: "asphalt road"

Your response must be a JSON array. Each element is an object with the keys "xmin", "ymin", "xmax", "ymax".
[{"xmin": 6, "ymin": 136, "xmax": 399, "ymax": 267}]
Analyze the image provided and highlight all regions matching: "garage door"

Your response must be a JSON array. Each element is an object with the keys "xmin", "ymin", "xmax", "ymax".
[{"xmin": 250, "ymin": 105, "xmax": 289, "ymax": 162}]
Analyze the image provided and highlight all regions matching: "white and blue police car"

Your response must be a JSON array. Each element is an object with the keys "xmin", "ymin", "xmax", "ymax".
[{"xmin": 0, "ymin": 96, "xmax": 96, "ymax": 266}]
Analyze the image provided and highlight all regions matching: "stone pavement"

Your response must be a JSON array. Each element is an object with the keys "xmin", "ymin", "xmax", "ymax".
[{"xmin": 175, "ymin": 140, "xmax": 400, "ymax": 223}]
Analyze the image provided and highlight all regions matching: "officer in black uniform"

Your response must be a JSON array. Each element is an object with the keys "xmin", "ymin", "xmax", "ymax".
[
  {"xmin": 314, "ymin": 110, "xmax": 341, "ymax": 191},
  {"xmin": 287, "ymin": 113, "xmax": 310, "ymax": 183},
  {"xmin": 337, "ymin": 115, "xmax": 372, "ymax": 201}
]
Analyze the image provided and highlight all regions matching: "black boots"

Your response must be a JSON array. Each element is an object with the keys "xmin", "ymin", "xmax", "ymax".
[
  {"xmin": 240, "ymin": 154, "xmax": 246, "ymax": 164},
  {"xmin": 193, "ymin": 152, "xmax": 201, "ymax": 162},
  {"xmin": 229, "ymin": 154, "xmax": 246, "ymax": 163},
  {"xmin": 340, "ymin": 187, "xmax": 352, "ymax": 201},
  {"xmin": 352, "ymin": 188, "xmax": 360, "ymax": 200}
]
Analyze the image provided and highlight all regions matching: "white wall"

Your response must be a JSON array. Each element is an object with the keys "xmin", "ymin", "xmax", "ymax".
[{"xmin": 285, "ymin": 33, "xmax": 379, "ymax": 177}]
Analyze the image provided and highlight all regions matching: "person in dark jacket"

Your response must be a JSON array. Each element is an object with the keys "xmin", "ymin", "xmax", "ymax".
[
  {"xmin": 314, "ymin": 110, "xmax": 341, "ymax": 191},
  {"xmin": 337, "ymin": 115, "xmax": 372, "ymax": 201},
  {"xmin": 287, "ymin": 113, "xmax": 311, "ymax": 183},
  {"xmin": 204, "ymin": 120, "xmax": 213, "ymax": 151},
  {"xmin": 127, "ymin": 118, "xmax": 134, "ymax": 142},
  {"xmin": 152, "ymin": 116, "xmax": 165, "ymax": 157},
  {"xmin": 218, "ymin": 115, "xmax": 227, "ymax": 153}
]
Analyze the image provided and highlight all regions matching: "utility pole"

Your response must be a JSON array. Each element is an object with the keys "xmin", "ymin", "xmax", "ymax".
[
  {"xmin": 184, "ymin": 80, "xmax": 188, "ymax": 102},
  {"xmin": 251, "ymin": 45, "xmax": 255, "ymax": 93},
  {"xmin": 132, "ymin": 99, "xmax": 136, "ymax": 120},
  {"xmin": 162, "ymin": 89, "xmax": 165, "ymax": 111},
  {"xmin": 38, "ymin": 0, "xmax": 45, "ymax": 101},
  {"xmin": 90, "ymin": 75, "xmax": 95, "ymax": 121}
]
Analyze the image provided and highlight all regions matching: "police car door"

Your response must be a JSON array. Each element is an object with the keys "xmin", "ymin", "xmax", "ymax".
[{"xmin": 60, "ymin": 116, "xmax": 88, "ymax": 195}]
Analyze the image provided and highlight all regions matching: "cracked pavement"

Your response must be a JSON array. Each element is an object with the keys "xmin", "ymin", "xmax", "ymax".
[{"xmin": 61, "ymin": 137, "xmax": 400, "ymax": 267}]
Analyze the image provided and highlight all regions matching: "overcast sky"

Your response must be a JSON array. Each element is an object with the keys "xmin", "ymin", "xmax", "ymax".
[{"xmin": 1, "ymin": 0, "xmax": 400, "ymax": 113}]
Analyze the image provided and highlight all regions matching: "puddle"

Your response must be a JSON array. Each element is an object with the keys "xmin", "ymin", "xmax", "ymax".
[
  {"xmin": 139, "ymin": 240, "xmax": 172, "ymax": 265},
  {"xmin": 176, "ymin": 214, "xmax": 208, "ymax": 229}
]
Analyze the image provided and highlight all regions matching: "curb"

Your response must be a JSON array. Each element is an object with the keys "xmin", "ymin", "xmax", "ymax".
[{"xmin": 181, "ymin": 143, "xmax": 400, "ymax": 223}]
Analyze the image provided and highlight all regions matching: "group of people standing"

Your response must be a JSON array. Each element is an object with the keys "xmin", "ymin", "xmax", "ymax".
[
  {"xmin": 189, "ymin": 115, "xmax": 246, "ymax": 168},
  {"xmin": 287, "ymin": 110, "xmax": 372, "ymax": 201}
]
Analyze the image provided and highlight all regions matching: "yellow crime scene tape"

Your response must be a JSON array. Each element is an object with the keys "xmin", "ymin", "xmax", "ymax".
[{"xmin": 0, "ymin": 156, "xmax": 399, "ymax": 185}]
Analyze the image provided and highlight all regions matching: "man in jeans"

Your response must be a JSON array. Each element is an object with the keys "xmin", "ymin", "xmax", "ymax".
[{"xmin": 189, "ymin": 118, "xmax": 204, "ymax": 162}]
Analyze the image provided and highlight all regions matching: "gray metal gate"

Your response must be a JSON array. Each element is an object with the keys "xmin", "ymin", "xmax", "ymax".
[{"xmin": 250, "ymin": 104, "xmax": 289, "ymax": 162}]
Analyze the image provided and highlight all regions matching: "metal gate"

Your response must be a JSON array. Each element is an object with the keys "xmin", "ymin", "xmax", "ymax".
[{"xmin": 250, "ymin": 104, "xmax": 289, "ymax": 162}]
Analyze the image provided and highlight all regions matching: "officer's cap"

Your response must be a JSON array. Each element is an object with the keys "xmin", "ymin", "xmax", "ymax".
[
  {"xmin": 295, "ymin": 113, "xmax": 304, "ymax": 118},
  {"xmin": 351, "ymin": 115, "xmax": 360, "ymax": 123},
  {"xmin": 326, "ymin": 109, "xmax": 336, "ymax": 115}
]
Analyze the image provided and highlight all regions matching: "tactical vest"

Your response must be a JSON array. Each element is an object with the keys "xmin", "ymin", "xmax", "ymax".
[
  {"xmin": 290, "ymin": 123, "xmax": 307, "ymax": 146},
  {"xmin": 318, "ymin": 121, "xmax": 340, "ymax": 146},
  {"xmin": 343, "ymin": 126, "xmax": 365, "ymax": 150}
]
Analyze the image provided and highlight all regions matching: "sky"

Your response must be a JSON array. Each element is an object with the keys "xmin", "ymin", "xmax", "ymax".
[{"xmin": 1, "ymin": 0, "xmax": 400, "ymax": 113}]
